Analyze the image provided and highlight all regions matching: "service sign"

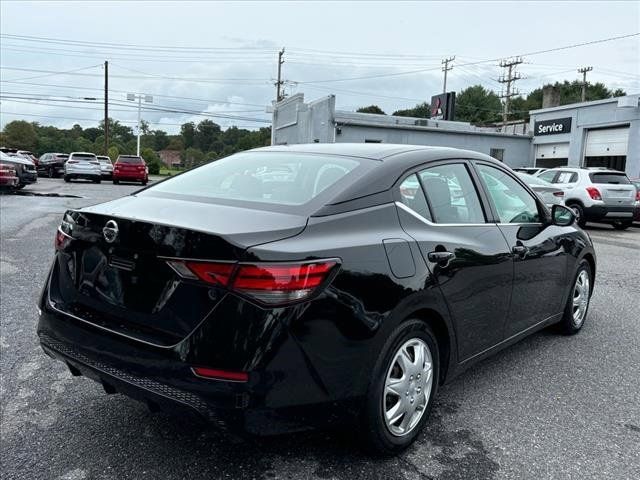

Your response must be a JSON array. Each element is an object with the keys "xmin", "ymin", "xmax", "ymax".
[{"xmin": 534, "ymin": 117, "xmax": 572, "ymax": 136}]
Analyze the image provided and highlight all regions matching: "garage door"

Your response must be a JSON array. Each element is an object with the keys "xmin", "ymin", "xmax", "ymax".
[
  {"xmin": 584, "ymin": 126, "xmax": 629, "ymax": 171},
  {"xmin": 535, "ymin": 143, "xmax": 569, "ymax": 168}
]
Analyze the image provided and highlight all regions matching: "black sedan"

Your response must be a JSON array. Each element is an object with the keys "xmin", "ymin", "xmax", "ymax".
[{"xmin": 37, "ymin": 144, "xmax": 595, "ymax": 454}]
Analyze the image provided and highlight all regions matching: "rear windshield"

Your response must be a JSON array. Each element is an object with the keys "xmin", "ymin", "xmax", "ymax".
[
  {"xmin": 97, "ymin": 157, "xmax": 112, "ymax": 163},
  {"xmin": 141, "ymin": 151, "xmax": 367, "ymax": 212},
  {"xmin": 589, "ymin": 172, "xmax": 630, "ymax": 184},
  {"xmin": 117, "ymin": 156, "xmax": 143, "ymax": 164},
  {"xmin": 55, "ymin": 154, "xmax": 69, "ymax": 159},
  {"xmin": 71, "ymin": 154, "xmax": 97, "ymax": 161}
]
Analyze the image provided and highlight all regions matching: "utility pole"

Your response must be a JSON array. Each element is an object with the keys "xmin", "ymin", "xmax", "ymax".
[
  {"xmin": 578, "ymin": 66, "xmax": 593, "ymax": 102},
  {"xmin": 275, "ymin": 47, "xmax": 285, "ymax": 102},
  {"xmin": 498, "ymin": 57, "xmax": 523, "ymax": 124},
  {"xmin": 442, "ymin": 56, "xmax": 455, "ymax": 93},
  {"xmin": 104, "ymin": 61, "xmax": 109, "ymax": 155}
]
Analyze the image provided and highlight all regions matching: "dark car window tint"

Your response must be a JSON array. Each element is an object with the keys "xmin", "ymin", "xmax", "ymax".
[
  {"xmin": 589, "ymin": 172, "xmax": 630, "ymax": 184},
  {"xmin": 418, "ymin": 164, "xmax": 485, "ymax": 224},
  {"xmin": 144, "ymin": 151, "xmax": 361, "ymax": 207},
  {"xmin": 537, "ymin": 170, "xmax": 557, "ymax": 183},
  {"xmin": 477, "ymin": 164, "xmax": 541, "ymax": 224},
  {"xmin": 399, "ymin": 174, "xmax": 431, "ymax": 221},
  {"xmin": 72, "ymin": 154, "xmax": 97, "ymax": 162}
]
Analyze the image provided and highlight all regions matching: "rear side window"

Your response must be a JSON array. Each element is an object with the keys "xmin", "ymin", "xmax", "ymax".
[
  {"xmin": 143, "ymin": 151, "xmax": 363, "ymax": 208},
  {"xmin": 589, "ymin": 172, "xmax": 630, "ymax": 184},
  {"xmin": 418, "ymin": 164, "xmax": 486, "ymax": 224},
  {"xmin": 399, "ymin": 174, "xmax": 431, "ymax": 221},
  {"xmin": 118, "ymin": 156, "xmax": 143, "ymax": 164},
  {"xmin": 555, "ymin": 171, "xmax": 578, "ymax": 183}
]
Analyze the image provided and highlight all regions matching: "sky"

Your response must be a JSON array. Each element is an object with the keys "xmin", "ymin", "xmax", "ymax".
[{"xmin": 1, "ymin": 1, "xmax": 639, "ymax": 134}]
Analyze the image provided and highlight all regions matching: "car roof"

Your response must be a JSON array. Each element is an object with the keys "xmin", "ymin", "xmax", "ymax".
[
  {"xmin": 70, "ymin": 151, "xmax": 96, "ymax": 155},
  {"xmin": 251, "ymin": 144, "xmax": 501, "ymax": 215}
]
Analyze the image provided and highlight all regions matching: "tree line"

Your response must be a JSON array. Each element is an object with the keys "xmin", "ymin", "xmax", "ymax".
[
  {"xmin": 357, "ymin": 80, "xmax": 626, "ymax": 124},
  {"xmin": 0, "ymin": 117, "xmax": 271, "ymax": 173}
]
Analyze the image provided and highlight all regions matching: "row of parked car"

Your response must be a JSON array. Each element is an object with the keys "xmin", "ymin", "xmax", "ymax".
[
  {"xmin": 0, "ymin": 148, "xmax": 150, "ymax": 188},
  {"xmin": 514, "ymin": 166, "xmax": 640, "ymax": 230}
]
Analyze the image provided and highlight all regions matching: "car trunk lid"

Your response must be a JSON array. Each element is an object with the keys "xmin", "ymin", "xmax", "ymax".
[
  {"xmin": 49, "ymin": 195, "xmax": 308, "ymax": 346},
  {"xmin": 590, "ymin": 172, "xmax": 635, "ymax": 206}
]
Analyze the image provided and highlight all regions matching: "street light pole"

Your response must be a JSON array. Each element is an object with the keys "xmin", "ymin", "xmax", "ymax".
[
  {"xmin": 136, "ymin": 95, "xmax": 142, "ymax": 156},
  {"xmin": 127, "ymin": 93, "xmax": 153, "ymax": 156}
]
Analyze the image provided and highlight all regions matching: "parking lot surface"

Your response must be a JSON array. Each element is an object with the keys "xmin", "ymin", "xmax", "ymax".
[{"xmin": 1, "ymin": 179, "xmax": 639, "ymax": 480}]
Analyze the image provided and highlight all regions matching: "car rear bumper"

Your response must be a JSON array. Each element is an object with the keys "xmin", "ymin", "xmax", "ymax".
[
  {"xmin": 113, "ymin": 174, "xmax": 147, "ymax": 181},
  {"xmin": 583, "ymin": 204, "xmax": 635, "ymax": 222},
  {"xmin": 0, "ymin": 176, "xmax": 19, "ymax": 187}
]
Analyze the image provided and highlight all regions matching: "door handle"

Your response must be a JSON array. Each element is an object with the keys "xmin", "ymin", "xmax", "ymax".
[
  {"xmin": 512, "ymin": 245, "xmax": 528, "ymax": 257},
  {"xmin": 427, "ymin": 251, "xmax": 455, "ymax": 264}
]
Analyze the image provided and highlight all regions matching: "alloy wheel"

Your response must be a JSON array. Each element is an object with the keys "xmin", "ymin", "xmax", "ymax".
[
  {"xmin": 572, "ymin": 269, "xmax": 590, "ymax": 327},
  {"xmin": 383, "ymin": 338, "xmax": 433, "ymax": 436}
]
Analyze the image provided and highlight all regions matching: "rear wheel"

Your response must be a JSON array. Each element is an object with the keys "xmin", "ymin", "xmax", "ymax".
[
  {"xmin": 63, "ymin": 175, "xmax": 71, "ymax": 183},
  {"xmin": 113, "ymin": 179, "xmax": 119, "ymax": 185},
  {"xmin": 612, "ymin": 220, "xmax": 632, "ymax": 230},
  {"xmin": 93, "ymin": 178, "xmax": 101, "ymax": 184},
  {"xmin": 362, "ymin": 320, "xmax": 439, "ymax": 454},
  {"xmin": 567, "ymin": 203, "xmax": 586, "ymax": 228},
  {"xmin": 558, "ymin": 260, "xmax": 592, "ymax": 335},
  {"xmin": 141, "ymin": 180, "xmax": 147, "ymax": 186}
]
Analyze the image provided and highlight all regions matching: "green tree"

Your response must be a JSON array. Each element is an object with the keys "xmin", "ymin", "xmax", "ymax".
[
  {"xmin": 524, "ymin": 81, "xmax": 625, "ymax": 112},
  {"xmin": 454, "ymin": 85, "xmax": 502, "ymax": 124},
  {"xmin": 182, "ymin": 147, "xmax": 205, "ymax": 169},
  {"xmin": 356, "ymin": 105, "xmax": 386, "ymax": 114},
  {"xmin": 150, "ymin": 130, "xmax": 170, "ymax": 150},
  {"xmin": 393, "ymin": 102, "xmax": 431, "ymax": 118},
  {"xmin": 180, "ymin": 122, "xmax": 196, "ymax": 149},
  {"xmin": 107, "ymin": 146, "xmax": 119, "ymax": 162},
  {"xmin": 166, "ymin": 136, "xmax": 184, "ymax": 151},
  {"xmin": 195, "ymin": 119, "xmax": 222, "ymax": 152},
  {"xmin": 2, "ymin": 120, "xmax": 38, "ymax": 150},
  {"xmin": 141, "ymin": 147, "xmax": 161, "ymax": 174}
]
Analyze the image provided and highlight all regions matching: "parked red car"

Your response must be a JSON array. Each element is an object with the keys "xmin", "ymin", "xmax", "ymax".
[
  {"xmin": 631, "ymin": 178, "xmax": 640, "ymax": 223},
  {"xmin": 112, "ymin": 155, "xmax": 148, "ymax": 185},
  {"xmin": 0, "ymin": 162, "xmax": 19, "ymax": 189}
]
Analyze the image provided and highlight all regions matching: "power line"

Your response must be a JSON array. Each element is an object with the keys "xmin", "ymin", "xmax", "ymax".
[
  {"xmin": 498, "ymin": 57, "xmax": 524, "ymax": 123},
  {"xmin": 2, "ymin": 63, "xmax": 102, "ymax": 82}
]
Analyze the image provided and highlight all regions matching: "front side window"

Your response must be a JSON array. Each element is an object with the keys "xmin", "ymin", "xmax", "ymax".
[
  {"xmin": 537, "ymin": 170, "xmax": 558, "ymax": 183},
  {"xmin": 477, "ymin": 164, "xmax": 541, "ymax": 224},
  {"xmin": 418, "ymin": 163, "xmax": 486, "ymax": 224}
]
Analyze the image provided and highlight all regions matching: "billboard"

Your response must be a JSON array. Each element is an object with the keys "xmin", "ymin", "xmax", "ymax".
[{"xmin": 430, "ymin": 92, "xmax": 456, "ymax": 121}]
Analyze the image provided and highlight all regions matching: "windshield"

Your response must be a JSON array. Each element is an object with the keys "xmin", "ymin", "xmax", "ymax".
[
  {"xmin": 141, "ymin": 151, "xmax": 366, "ymax": 210},
  {"xmin": 97, "ymin": 157, "xmax": 112, "ymax": 164}
]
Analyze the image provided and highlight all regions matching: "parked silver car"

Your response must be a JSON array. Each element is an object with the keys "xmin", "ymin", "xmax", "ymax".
[
  {"xmin": 97, "ymin": 156, "xmax": 114, "ymax": 178},
  {"xmin": 516, "ymin": 173, "xmax": 565, "ymax": 207},
  {"xmin": 537, "ymin": 167, "xmax": 636, "ymax": 230},
  {"xmin": 64, "ymin": 152, "xmax": 102, "ymax": 183}
]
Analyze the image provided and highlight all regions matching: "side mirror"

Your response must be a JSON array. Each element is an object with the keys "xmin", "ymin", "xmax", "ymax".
[{"xmin": 551, "ymin": 204, "xmax": 575, "ymax": 227}]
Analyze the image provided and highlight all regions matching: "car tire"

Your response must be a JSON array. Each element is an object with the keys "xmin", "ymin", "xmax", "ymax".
[
  {"xmin": 567, "ymin": 203, "xmax": 586, "ymax": 228},
  {"xmin": 361, "ymin": 319, "xmax": 439, "ymax": 455},
  {"xmin": 48, "ymin": 168, "xmax": 55, "ymax": 178},
  {"xmin": 15, "ymin": 184, "xmax": 26, "ymax": 190},
  {"xmin": 558, "ymin": 259, "xmax": 592, "ymax": 335},
  {"xmin": 141, "ymin": 180, "xmax": 147, "ymax": 186},
  {"xmin": 612, "ymin": 220, "xmax": 632, "ymax": 230},
  {"xmin": 63, "ymin": 175, "xmax": 71, "ymax": 183},
  {"xmin": 93, "ymin": 179, "xmax": 101, "ymax": 184},
  {"xmin": 113, "ymin": 179, "xmax": 119, "ymax": 185}
]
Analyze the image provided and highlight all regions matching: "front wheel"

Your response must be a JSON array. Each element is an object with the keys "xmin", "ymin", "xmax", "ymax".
[
  {"xmin": 63, "ymin": 175, "xmax": 71, "ymax": 183},
  {"xmin": 558, "ymin": 260, "xmax": 592, "ymax": 335},
  {"xmin": 361, "ymin": 320, "xmax": 439, "ymax": 454},
  {"xmin": 612, "ymin": 220, "xmax": 632, "ymax": 230},
  {"xmin": 567, "ymin": 203, "xmax": 586, "ymax": 228}
]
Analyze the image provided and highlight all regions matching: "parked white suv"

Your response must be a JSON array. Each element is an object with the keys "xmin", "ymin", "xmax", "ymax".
[
  {"xmin": 537, "ymin": 167, "xmax": 636, "ymax": 230},
  {"xmin": 64, "ymin": 152, "xmax": 102, "ymax": 183}
]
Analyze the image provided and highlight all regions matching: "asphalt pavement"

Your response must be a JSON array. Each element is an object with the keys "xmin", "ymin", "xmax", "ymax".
[{"xmin": 1, "ymin": 178, "xmax": 639, "ymax": 480}]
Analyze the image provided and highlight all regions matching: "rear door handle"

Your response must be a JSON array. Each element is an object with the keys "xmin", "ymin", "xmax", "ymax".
[
  {"xmin": 427, "ymin": 251, "xmax": 455, "ymax": 264},
  {"xmin": 512, "ymin": 245, "xmax": 528, "ymax": 256}
]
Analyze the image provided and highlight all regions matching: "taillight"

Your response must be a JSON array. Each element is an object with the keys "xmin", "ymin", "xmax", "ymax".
[
  {"xmin": 191, "ymin": 367, "xmax": 248, "ymax": 382},
  {"xmin": 54, "ymin": 228, "xmax": 72, "ymax": 250},
  {"xmin": 553, "ymin": 191, "xmax": 565, "ymax": 197},
  {"xmin": 636, "ymin": 189, "xmax": 640, "ymax": 201},
  {"xmin": 167, "ymin": 260, "xmax": 339, "ymax": 305},
  {"xmin": 586, "ymin": 187, "xmax": 602, "ymax": 200}
]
